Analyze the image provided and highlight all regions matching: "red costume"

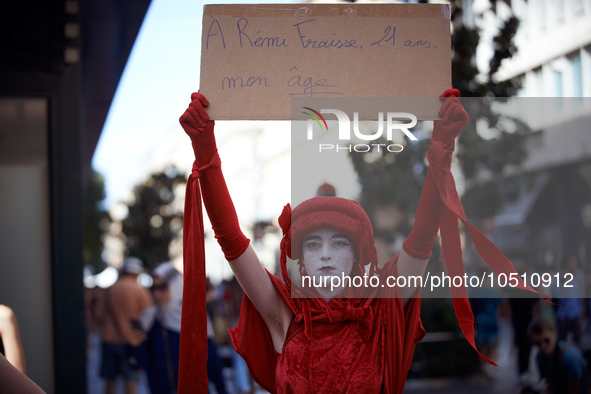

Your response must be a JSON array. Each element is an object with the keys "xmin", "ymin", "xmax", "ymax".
[
  {"xmin": 177, "ymin": 91, "xmax": 545, "ymax": 393},
  {"xmin": 229, "ymin": 197, "xmax": 425, "ymax": 393},
  {"xmin": 230, "ymin": 262, "xmax": 424, "ymax": 393}
]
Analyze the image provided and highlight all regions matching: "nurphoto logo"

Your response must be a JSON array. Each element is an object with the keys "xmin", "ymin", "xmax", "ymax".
[{"xmin": 303, "ymin": 107, "xmax": 418, "ymax": 153}]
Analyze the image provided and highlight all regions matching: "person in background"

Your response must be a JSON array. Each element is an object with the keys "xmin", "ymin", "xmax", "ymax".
[
  {"xmin": 100, "ymin": 257, "xmax": 152, "ymax": 394},
  {"xmin": 140, "ymin": 262, "xmax": 182, "ymax": 394},
  {"xmin": 140, "ymin": 264, "xmax": 228, "ymax": 394},
  {"xmin": 525, "ymin": 317, "xmax": 589, "ymax": 394},
  {"xmin": 511, "ymin": 297, "xmax": 540, "ymax": 383},
  {"xmin": 554, "ymin": 255, "xmax": 585, "ymax": 345},
  {"xmin": 224, "ymin": 277, "xmax": 252, "ymax": 394},
  {"xmin": 205, "ymin": 278, "xmax": 229, "ymax": 394},
  {"xmin": 470, "ymin": 273, "xmax": 503, "ymax": 381},
  {"xmin": 0, "ymin": 304, "xmax": 26, "ymax": 374}
]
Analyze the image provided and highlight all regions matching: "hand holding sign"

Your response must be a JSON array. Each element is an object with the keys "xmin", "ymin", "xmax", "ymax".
[
  {"xmin": 433, "ymin": 89, "xmax": 469, "ymax": 145},
  {"xmin": 179, "ymin": 93, "xmax": 218, "ymax": 166}
]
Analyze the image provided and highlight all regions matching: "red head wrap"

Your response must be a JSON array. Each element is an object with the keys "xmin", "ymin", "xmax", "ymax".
[{"xmin": 278, "ymin": 197, "xmax": 380, "ymax": 292}]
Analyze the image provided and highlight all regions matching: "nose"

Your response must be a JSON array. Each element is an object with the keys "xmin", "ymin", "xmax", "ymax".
[{"xmin": 320, "ymin": 243, "xmax": 331, "ymax": 260}]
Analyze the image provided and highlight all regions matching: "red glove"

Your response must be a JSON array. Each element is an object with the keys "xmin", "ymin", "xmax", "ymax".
[
  {"xmin": 179, "ymin": 93, "xmax": 249, "ymax": 260},
  {"xmin": 432, "ymin": 89, "xmax": 469, "ymax": 146},
  {"xmin": 402, "ymin": 89, "xmax": 468, "ymax": 259},
  {"xmin": 180, "ymin": 93, "xmax": 217, "ymax": 167}
]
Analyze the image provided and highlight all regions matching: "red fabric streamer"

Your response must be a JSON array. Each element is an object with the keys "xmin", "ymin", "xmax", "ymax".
[
  {"xmin": 178, "ymin": 93, "xmax": 249, "ymax": 393},
  {"xmin": 178, "ymin": 157, "xmax": 213, "ymax": 393},
  {"xmin": 424, "ymin": 90, "xmax": 548, "ymax": 365}
]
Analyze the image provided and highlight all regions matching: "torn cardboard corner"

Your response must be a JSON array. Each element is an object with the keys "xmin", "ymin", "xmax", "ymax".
[{"xmin": 200, "ymin": 3, "xmax": 451, "ymax": 120}]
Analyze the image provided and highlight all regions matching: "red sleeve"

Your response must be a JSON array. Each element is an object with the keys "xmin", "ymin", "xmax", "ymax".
[{"xmin": 228, "ymin": 293, "xmax": 278, "ymax": 393}]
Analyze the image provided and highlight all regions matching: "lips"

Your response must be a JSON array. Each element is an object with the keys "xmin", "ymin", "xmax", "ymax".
[{"xmin": 319, "ymin": 266, "xmax": 335, "ymax": 272}]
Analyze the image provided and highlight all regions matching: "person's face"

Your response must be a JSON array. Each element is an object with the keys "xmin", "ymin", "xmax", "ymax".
[
  {"xmin": 531, "ymin": 329, "xmax": 557, "ymax": 356},
  {"xmin": 151, "ymin": 277, "xmax": 170, "ymax": 305},
  {"xmin": 302, "ymin": 228, "xmax": 355, "ymax": 300}
]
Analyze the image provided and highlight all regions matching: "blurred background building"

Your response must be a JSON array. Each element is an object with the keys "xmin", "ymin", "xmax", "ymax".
[
  {"xmin": 472, "ymin": 0, "xmax": 591, "ymax": 273},
  {"xmin": 0, "ymin": 1, "xmax": 151, "ymax": 392}
]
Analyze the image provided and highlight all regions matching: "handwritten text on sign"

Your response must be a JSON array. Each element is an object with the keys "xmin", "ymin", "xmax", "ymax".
[{"xmin": 200, "ymin": 4, "xmax": 451, "ymax": 120}]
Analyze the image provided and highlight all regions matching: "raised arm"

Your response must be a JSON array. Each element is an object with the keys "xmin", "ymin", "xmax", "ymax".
[
  {"xmin": 396, "ymin": 89, "xmax": 468, "ymax": 306},
  {"xmin": 179, "ymin": 93, "xmax": 293, "ymax": 350}
]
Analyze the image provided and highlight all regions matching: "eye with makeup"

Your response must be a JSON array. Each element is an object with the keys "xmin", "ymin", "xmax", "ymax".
[
  {"xmin": 303, "ymin": 235, "xmax": 351, "ymax": 251},
  {"xmin": 331, "ymin": 239, "xmax": 351, "ymax": 248},
  {"xmin": 304, "ymin": 240, "xmax": 320, "ymax": 251}
]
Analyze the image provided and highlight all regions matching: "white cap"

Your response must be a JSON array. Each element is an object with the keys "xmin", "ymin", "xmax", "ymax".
[{"xmin": 122, "ymin": 257, "xmax": 145, "ymax": 274}]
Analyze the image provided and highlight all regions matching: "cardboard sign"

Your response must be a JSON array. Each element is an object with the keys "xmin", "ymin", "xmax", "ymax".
[{"xmin": 200, "ymin": 4, "xmax": 450, "ymax": 120}]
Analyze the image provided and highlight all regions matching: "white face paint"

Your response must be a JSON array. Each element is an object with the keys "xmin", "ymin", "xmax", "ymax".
[{"xmin": 302, "ymin": 227, "xmax": 355, "ymax": 301}]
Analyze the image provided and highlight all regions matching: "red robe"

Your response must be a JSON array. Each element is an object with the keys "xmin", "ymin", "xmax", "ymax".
[{"xmin": 229, "ymin": 256, "xmax": 425, "ymax": 394}]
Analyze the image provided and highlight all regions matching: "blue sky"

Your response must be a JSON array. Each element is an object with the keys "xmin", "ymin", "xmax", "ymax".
[{"xmin": 92, "ymin": 0, "xmax": 297, "ymax": 209}]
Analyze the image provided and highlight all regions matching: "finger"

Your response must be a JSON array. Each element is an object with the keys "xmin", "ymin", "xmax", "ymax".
[
  {"xmin": 204, "ymin": 120, "xmax": 215, "ymax": 133},
  {"xmin": 448, "ymin": 103, "xmax": 468, "ymax": 122},
  {"xmin": 187, "ymin": 105, "xmax": 207, "ymax": 127},
  {"xmin": 440, "ymin": 88, "xmax": 460, "ymax": 98},
  {"xmin": 438, "ymin": 97, "xmax": 459, "ymax": 118},
  {"xmin": 179, "ymin": 109, "xmax": 202, "ymax": 131},
  {"xmin": 179, "ymin": 114, "xmax": 198, "ymax": 131},
  {"xmin": 454, "ymin": 108, "xmax": 469, "ymax": 123},
  {"xmin": 185, "ymin": 102, "xmax": 207, "ymax": 127},
  {"xmin": 190, "ymin": 99, "xmax": 210, "ymax": 123},
  {"xmin": 191, "ymin": 92, "xmax": 210, "ymax": 107},
  {"xmin": 190, "ymin": 92, "xmax": 203, "ymax": 101},
  {"xmin": 180, "ymin": 107, "xmax": 201, "ymax": 128},
  {"xmin": 438, "ymin": 99, "xmax": 448, "ymax": 118},
  {"xmin": 448, "ymin": 107, "xmax": 461, "ymax": 123}
]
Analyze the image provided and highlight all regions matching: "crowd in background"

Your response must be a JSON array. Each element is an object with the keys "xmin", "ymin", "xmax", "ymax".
[
  {"xmin": 79, "ymin": 253, "xmax": 591, "ymax": 394},
  {"xmin": 84, "ymin": 258, "xmax": 255, "ymax": 394},
  {"xmin": 467, "ymin": 254, "xmax": 591, "ymax": 394}
]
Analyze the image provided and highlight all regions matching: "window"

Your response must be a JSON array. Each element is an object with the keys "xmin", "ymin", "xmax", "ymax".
[
  {"xmin": 554, "ymin": 70, "xmax": 564, "ymax": 97},
  {"xmin": 571, "ymin": 54, "xmax": 583, "ymax": 97}
]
